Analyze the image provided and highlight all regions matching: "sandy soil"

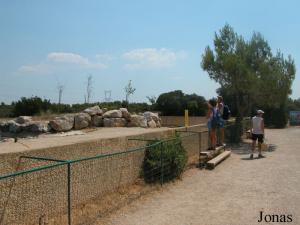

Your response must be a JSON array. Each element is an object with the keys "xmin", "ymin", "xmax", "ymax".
[{"xmin": 94, "ymin": 127, "xmax": 300, "ymax": 225}]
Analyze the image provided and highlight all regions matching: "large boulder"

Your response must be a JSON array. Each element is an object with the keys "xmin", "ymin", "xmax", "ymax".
[
  {"xmin": 49, "ymin": 115, "xmax": 74, "ymax": 132},
  {"xmin": 91, "ymin": 115, "xmax": 103, "ymax": 127},
  {"xmin": 74, "ymin": 113, "xmax": 91, "ymax": 130},
  {"xmin": 143, "ymin": 112, "xmax": 159, "ymax": 122},
  {"xmin": 83, "ymin": 106, "xmax": 103, "ymax": 116},
  {"xmin": 156, "ymin": 120, "xmax": 161, "ymax": 128},
  {"xmin": 127, "ymin": 115, "xmax": 147, "ymax": 128},
  {"xmin": 147, "ymin": 119, "xmax": 157, "ymax": 128},
  {"xmin": 103, "ymin": 118, "xmax": 127, "ymax": 127},
  {"xmin": 15, "ymin": 116, "xmax": 32, "ymax": 124},
  {"xmin": 120, "ymin": 108, "xmax": 131, "ymax": 120},
  {"xmin": 103, "ymin": 109, "xmax": 122, "ymax": 118},
  {"xmin": 26, "ymin": 121, "xmax": 51, "ymax": 133},
  {"xmin": 0, "ymin": 121, "xmax": 9, "ymax": 132},
  {"xmin": 8, "ymin": 120, "xmax": 24, "ymax": 133}
]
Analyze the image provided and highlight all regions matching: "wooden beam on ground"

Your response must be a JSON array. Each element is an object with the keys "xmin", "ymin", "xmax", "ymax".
[
  {"xmin": 206, "ymin": 150, "xmax": 231, "ymax": 169},
  {"xmin": 215, "ymin": 144, "xmax": 226, "ymax": 153},
  {"xmin": 200, "ymin": 151, "xmax": 211, "ymax": 157}
]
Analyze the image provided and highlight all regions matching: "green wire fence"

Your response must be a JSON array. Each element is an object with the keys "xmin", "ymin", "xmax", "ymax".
[
  {"xmin": 0, "ymin": 131, "xmax": 203, "ymax": 225},
  {"xmin": 0, "ymin": 121, "xmax": 243, "ymax": 225}
]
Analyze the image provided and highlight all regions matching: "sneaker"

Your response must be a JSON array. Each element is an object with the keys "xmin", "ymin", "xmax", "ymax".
[{"xmin": 250, "ymin": 154, "xmax": 253, "ymax": 159}]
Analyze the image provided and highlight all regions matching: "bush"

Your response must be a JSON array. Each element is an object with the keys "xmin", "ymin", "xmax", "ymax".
[
  {"xmin": 142, "ymin": 136, "xmax": 187, "ymax": 183},
  {"xmin": 0, "ymin": 103, "xmax": 14, "ymax": 118},
  {"xmin": 1, "ymin": 98, "xmax": 152, "ymax": 118},
  {"xmin": 263, "ymin": 104, "xmax": 287, "ymax": 128},
  {"xmin": 13, "ymin": 97, "xmax": 51, "ymax": 116},
  {"xmin": 156, "ymin": 90, "xmax": 207, "ymax": 116},
  {"xmin": 224, "ymin": 117, "xmax": 252, "ymax": 143},
  {"xmin": 225, "ymin": 120, "xmax": 243, "ymax": 143}
]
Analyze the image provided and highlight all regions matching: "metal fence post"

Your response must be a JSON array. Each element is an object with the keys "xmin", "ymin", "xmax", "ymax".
[
  {"xmin": 198, "ymin": 132, "xmax": 202, "ymax": 164},
  {"xmin": 67, "ymin": 162, "xmax": 71, "ymax": 225},
  {"xmin": 160, "ymin": 142, "xmax": 164, "ymax": 186}
]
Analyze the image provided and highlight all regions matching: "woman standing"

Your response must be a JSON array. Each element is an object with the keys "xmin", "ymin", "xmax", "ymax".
[{"xmin": 207, "ymin": 98, "xmax": 218, "ymax": 150}]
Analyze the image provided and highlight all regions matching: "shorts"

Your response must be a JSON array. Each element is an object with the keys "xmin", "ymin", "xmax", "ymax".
[
  {"xmin": 218, "ymin": 118, "xmax": 225, "ymax": 128},
  {"xmin": 252, "ymin": 133, "xmax": 264, "ymax": 143},
  {"xmin": 207, "ymin": 120, "xmax": 212, "ymax": 130}
]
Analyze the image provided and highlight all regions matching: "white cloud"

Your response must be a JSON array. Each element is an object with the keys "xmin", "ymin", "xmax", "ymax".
[
  {"xmin": 18, "ymin": 64, "xmax": 51, "ymax": 74},
  {"xmin": 122, "ymin": 48, "xmax": 187, "ymax": 70},
  {"xmin": 48, "ymin": 52, "xmax": 90, "ymax": 65},
  {"xmin": 19, "ymin": 52, "xmax": 108, "ymax": 74},
  {"xmin": 48, "ymin": 52, "xmax": 107, "ymax": 69},
  {"xmin": 95, "ymin": 54, "xmax": 114, "ymax": 61}
]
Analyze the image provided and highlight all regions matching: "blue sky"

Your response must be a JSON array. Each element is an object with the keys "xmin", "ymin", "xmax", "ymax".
[{"xmin": 0, "ymin": 0, "xmax": 299, "ymax": 104}]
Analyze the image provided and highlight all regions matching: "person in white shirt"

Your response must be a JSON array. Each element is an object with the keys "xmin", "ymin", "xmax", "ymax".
[{"xmin": 250, "ymin": 110, "xmax": 265, "ymax": 159}]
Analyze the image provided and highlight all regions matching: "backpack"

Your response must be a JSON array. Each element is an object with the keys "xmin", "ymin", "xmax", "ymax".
[
  {"xmin": 222, "ymin": 105, "xmax": 231, "ymax": 120},
  {"xmin": 211, "ymin": 108, "xmax": 221, "ymax": 128}
]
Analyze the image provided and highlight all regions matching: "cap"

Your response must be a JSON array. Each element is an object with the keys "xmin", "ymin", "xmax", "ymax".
[{"xmin": 257, "ymin": 109, "xmax": 264, "ymax": 114}]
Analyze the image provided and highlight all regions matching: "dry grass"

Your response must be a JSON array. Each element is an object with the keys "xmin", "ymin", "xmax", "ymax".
[{"xmin": 47, "ymin": 179, "xmax": 161, "ymax": 225}]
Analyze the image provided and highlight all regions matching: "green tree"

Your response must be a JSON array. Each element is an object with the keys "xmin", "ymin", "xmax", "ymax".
[
  {"xmin": 156, "ymin": 90, "xmax": 206, "ymax": 116},
  {"xmin": 146, "ymin": 96, "xmax": 157, "ymax": 105},
  {"xmin": 13, "ymin": 96, "xmax": 51, "ymax": 116},
  {"xmin": 202, "ymin": 24, "xmax": 295, "ymax": 140},
  {"xmin": 287, "ymin": 98, "xmax": 300, "ymax": 112},
  {"xmin": 156, "ymin": 90, "xmax": 184, "ymax": 116},
  {"xmin": 146, "ymin": 95, "xmax": 158, "ymax": 111},
  {"xmin": 185, "ymin": 94, "xmax": 207, "ymax": 116}
]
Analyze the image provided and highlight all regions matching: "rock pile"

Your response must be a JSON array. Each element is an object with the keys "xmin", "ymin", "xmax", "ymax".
[
  {"xmin": 0, "ymin": 116, "xmax": 51, "ymax": 134},
  {"xmin": 0, "ymin": 106, "xmax": 161, "ymax": 135}
]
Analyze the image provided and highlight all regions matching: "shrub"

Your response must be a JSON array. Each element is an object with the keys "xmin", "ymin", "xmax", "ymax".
[
  {"xmin": 13, "ymin": 96, "xmax": 51, "ymax": 116},
  {"xmin": 0, "ymin": 103, "xmax": 14, "ymax": 118},
  {"xmin": 224, "ymin": 120, "xmax": 242, "ymax": 143},
  {"xmin": 142, "ymin": 136, "xmax": 187, "ymax": 183},
  {"xmin": 263, "ymin": 104, "xmax": 287, "ymax": 128},
  {"xmin": 156, "ymin": 90, "xmax": 207, "ymax": 116},
  {"xmin": 224, "ymin": 118, "xmax": 252, "ymax": 143}
]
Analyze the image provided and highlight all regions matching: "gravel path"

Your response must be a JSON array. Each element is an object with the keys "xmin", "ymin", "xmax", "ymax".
[{"xmin": 96, "ymin": 128, "xmax": 300, "ymax": 225}]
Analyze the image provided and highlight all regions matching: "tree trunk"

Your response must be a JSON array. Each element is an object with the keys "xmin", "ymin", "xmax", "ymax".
[{"xmin": 232, "ymin": 93, "xmax": 245, "ymax": 143}]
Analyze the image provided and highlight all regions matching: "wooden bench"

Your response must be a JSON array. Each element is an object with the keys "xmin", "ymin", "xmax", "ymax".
[{"xmin": 206, "ymin": 150, "xmax": 231, "ymax": 169}]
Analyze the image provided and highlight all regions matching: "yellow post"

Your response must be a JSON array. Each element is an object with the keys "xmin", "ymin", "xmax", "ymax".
[{"xmin": 184, "ymin": 109, "xmax": 189, "ymax": 128}]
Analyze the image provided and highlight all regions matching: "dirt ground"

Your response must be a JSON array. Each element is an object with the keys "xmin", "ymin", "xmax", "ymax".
[{"xmin": 94, "ymin": 127, "xmax": 300, "ymax": 225}]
